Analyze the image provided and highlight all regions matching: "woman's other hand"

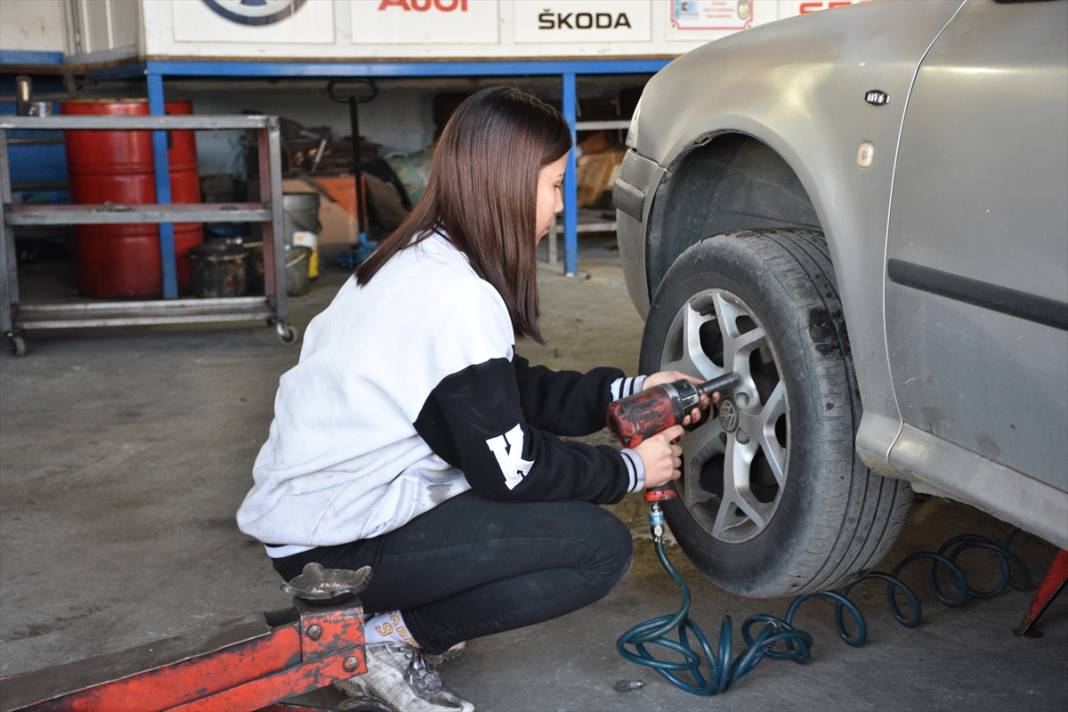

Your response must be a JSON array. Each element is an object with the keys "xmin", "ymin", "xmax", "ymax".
[{"xmin": 634, "ymin": 424, "xmax": 685, "ymax": 489}]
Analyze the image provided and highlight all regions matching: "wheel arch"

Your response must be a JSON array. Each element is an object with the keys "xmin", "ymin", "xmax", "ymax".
[{"xmin": 645, "ymin": 131, "xmax": 825, "ymax": 299}]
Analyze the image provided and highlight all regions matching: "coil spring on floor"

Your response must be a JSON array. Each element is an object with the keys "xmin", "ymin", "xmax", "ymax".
[{"xmin": 617, "ymin": 530, "xmax": 1034, "ymax": 696}]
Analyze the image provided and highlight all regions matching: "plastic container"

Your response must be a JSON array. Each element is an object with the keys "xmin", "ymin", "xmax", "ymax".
[{"xmin": 292, "ymin": 230, "xmax": 319, "ymax": 279}]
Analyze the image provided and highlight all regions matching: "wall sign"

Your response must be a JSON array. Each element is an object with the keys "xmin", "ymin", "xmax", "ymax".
[
  {"xmin": 351, "ymin": 0, "xmax": 498, "ymax": 45},
  {"xmin": 173, "ymin": 0, "xmax": 334, "ymax": 43},
  {"xmin": 777, "ymin": 0, "xmax": 863, "ymax": 19},
  {"xmin": 201, "ymin": 0, "xmax": 308, "ymax": 26},
  {"xmin": 514, "ymin": 1, "xmax": 650, "ymax": 44}
]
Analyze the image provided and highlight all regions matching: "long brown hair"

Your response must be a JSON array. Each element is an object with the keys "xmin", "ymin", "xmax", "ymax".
[{"xmin": 355, "ymin": 86, "xmax": 571, "ymax": 342}]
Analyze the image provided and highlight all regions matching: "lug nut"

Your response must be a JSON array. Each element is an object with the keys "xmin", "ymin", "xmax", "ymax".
[
  {"xmin": 736, "ymin": 431, "xmax": 750, "ymax": 444},
  {"xmin": 737, "ymin": 393, "xmax": 750, "ymax": 407},
  {"xmin": 343, "ymin": 655, "xmax": 360, "ymax": 673},
  {"xmin": 306, "ymin": 624, "xmax": 322, "ymax": 640}
]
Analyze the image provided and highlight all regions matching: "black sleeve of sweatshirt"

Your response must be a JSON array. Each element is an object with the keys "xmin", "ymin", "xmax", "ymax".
[
  {"xmin": 511, "ymin": 354, "xmax": 623, "ymax": 436},
  {"xmin": 414, "ymin": 356, "xmax": 639, "ymax": 504}
]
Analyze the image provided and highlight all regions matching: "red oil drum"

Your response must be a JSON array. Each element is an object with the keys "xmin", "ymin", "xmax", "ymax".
[{"xmin": 62, "ymin": 99, "xmax": 203, "ymax": 298}]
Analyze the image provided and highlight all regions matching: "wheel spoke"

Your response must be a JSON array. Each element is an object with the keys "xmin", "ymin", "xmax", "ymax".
[
  {"xmin": 730, "ymin": 439, "xmax": 767, "ymax": 531},
  {"xmin": 713, "ymin": 290, "xmax": 766, "ymax": 381},
  {"xmin": 711, "ymin": 291, "xmax": 742, "ymax": 338},
  {"xmin": 684, "ymin": 417, "xmax": 725, "ymax": 461},
  {"xmin": 682, "ymin": 302, "xmax": 719, "ymax": 378},
  {"xmin": 711, "ymin": 436, "xmax": 765, "ymax": 537},
  {"xmin": 758, "ymin": 381, "xmax": 788, "ymax": 487},
  {"xmin": 680, "ymin": 418, "xmax": 723, "ymax": 506}
]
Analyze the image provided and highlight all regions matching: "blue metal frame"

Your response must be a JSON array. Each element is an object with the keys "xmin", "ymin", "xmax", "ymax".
[
  {"xmin": 561, "ymin": 73, "xmax": 579, "ymax": 276},
  {"xmin": 0, "ymin": 50, "xmax": 65, "ymax": 66},
  {"xmin": 144, "ymin": 59, "xmax": 670, "ymax": 78},
  {"xmin": 146, "ymin": 72, "xmax": 178, "ymax": 299}
]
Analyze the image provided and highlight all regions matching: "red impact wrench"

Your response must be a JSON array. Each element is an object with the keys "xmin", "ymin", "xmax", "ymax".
[{"xmin": 606, "ymin": 372, "xmax": 742, "ymax": 541}]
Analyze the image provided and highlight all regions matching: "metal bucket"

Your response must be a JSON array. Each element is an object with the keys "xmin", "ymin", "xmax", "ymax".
[
  {"xmin": 190, "ymin": 241, "xmax": 248, "ymax": 298},
  {"xmin": 283, "ymin": 192, "xmax": 321, "ymax": 247},
  {"xmin": 286, "ymin": 246, "xmax": 312, "ymax": 297}
]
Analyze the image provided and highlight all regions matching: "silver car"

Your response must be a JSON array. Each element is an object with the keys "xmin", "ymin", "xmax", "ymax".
[{"xmin": 614, "ymin": 0, "xmax": 1067, "ymax": 598}]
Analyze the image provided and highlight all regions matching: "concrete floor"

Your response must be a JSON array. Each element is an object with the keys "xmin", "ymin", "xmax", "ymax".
[{"xmin": 1, "ymin": 243, "xmax": 1066, "ymax": 711}]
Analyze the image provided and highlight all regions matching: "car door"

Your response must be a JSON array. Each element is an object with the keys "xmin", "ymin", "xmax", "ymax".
[{"xmin": 884, "ymin": 0, "xmax": 1068, "ymax": 495}]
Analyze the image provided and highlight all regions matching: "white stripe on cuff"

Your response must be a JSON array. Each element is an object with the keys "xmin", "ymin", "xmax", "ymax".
[
  {"xmin": 620, "ymin": 448, "xmax": 646, "ymax": 493},
  {"xmin": 611, "ymin": 375, "xmax": 647, "ymax": 402}
]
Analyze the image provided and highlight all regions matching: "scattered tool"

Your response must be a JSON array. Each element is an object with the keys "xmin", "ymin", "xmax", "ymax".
[{"xmin": 0, "ymin": 564, "xmax": 373, "ymax": 712}]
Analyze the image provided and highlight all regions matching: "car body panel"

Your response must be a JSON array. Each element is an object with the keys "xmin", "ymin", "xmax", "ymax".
[
  {"xmin": 886, "ymin": 0, "xmax": 1068, "ymax": 495},
  {"xmin": 615, "ymin": 0, "xmax": 1068, "ymax": 548}
]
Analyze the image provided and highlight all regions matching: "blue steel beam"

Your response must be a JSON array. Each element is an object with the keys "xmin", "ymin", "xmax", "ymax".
[
  {"xmin": 561, "ymin": 72, "xmax": 578, "ymax": 277},
  {"xmin": 147, "ymin": 72, "xmax": 178, "ymax": 300},
  {"xmin": 0, "ymin": 50, "xmax": 66, "ymax": 66},
  {"xmin": 145, "ymin": 59, "xmax": 669, "ymax": 78}
]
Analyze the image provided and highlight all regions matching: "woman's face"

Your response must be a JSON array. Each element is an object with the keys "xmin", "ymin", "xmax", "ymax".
[{"xmin": 535, "ymin": 152, "xmax": 568, "ymax": 244}]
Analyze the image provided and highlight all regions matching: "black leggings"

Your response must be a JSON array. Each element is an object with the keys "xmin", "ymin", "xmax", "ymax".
[{"xmin": 271, "ymin": 491, "xmax": 634, "ymax": 654}]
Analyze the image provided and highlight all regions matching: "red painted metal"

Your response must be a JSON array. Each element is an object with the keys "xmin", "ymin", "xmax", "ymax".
[
  {"xmin": 0, "ymin": 603, "xmax": 366, "ymax": 712},
  {"xmin": 171, "ymin": 652, "xmax": 363, "ymax": 711},
  {"xmin": 62, "ymin": 99, "xmax": 203, "ymax": 298},
  {"xmin": 606, "ymin": 387, "xmax": 679, "ymax": 448},
  {"xmin": 43, "ymin": 625, "xmax": 302, "ymax": 711},
  {"xmin": 644, "ymin": 487, "xmax": 678, "ymax": 502},
  {"xmin": 1014, "ymin": 548, "xmax": 1068, "ymax": 637}
]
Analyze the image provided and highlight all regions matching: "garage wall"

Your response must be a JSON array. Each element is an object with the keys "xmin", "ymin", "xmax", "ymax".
[{"xmin": 182, "ymin": 86, "xmax": 436, "ymax": 176}]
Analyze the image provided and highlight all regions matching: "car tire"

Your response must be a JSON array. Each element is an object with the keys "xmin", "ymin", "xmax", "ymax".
[{"xmin": 640, "ymin": 229, "xmax": 911, "ymax": 597}]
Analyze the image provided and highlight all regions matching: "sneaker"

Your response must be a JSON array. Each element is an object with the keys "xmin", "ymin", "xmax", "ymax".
[
  {"xmin": 425, "ymin": 640, "xmax": 467, "ymax": 666},
  {"xmin": 335, "ymin": 643, "xmax": 474, "ymax": 712}
]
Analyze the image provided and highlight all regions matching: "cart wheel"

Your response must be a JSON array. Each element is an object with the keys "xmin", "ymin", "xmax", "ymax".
[
  {"xmin": 8, "ymin": 335, "xmax": 26, "ymax": 357},
  {"xmin": 276, "ymin": 323, "xmax": 299, "ymax": 345}
]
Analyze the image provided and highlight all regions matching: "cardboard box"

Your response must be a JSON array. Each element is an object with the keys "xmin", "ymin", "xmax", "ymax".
[
  {"xmin": 282, "ymin": 177, "xmax": 359, "ymax": 246},
  {"xmin": 577, "ymin": 147, "xmax": 626, "ymax": 209}
]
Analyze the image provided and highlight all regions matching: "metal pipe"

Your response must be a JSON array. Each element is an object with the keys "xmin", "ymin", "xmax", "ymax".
[
  {"xmin": 6, "ymin": 203, "xmax": 271, "ymax": 225},
  {"xmin": 0, "ymin": 115, "xmax": 273, "ymax": 130}
]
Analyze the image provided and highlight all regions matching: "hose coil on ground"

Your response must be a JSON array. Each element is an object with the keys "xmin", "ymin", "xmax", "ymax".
[{"xmin": 617, "ymin": 531, "xmax": 1033, "ymax": 696}]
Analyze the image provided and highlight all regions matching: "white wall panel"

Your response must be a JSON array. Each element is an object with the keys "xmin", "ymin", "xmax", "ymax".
[
  {"xmin": 0, "ymin": 0, "xmax": 67, "ymax": 52},
  {"xmin": 172, "ymin": 0, "xmax": 335, "ymax": 44},
  {"xmin": 352, "ymin": 0, "xmax": 498, "ymax": 45},
  {"xmin": 133, "ymin": 0, "xmax": 865, "ymax": 60},
  {"xmin": 514, "ymin": 1, "xmax": 651, "ymax": 44}
]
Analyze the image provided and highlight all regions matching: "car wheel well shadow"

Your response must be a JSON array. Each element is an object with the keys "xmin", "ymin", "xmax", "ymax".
[{"xmin": 647, "ymin": 133, "xmax": 822, "ymax": 296}]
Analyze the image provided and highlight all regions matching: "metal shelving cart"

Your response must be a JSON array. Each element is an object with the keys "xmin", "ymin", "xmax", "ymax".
[{"xmin": 0, "ymin": 113, "xmax": 293, "ymax": 356}]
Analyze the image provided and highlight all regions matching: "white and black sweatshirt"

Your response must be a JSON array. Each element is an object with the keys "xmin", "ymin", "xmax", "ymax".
[{"xmin": 237, "ymin": 230, "xmax": 646, "ymax": 557}]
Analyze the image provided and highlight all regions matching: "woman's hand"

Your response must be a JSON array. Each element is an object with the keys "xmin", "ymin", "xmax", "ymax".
[
  {"xmin": 642, "ymin": 371, "xmax": 718, "ymax": 426},
  {"xmin": 634, "ymin": 425, "xmax": 685, "ymax": 489}
]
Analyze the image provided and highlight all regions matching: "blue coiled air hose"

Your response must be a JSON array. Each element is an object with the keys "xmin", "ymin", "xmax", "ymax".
[{"xmin": 617, "ymin": 510, "xmax": 1033, "ymax": 696}]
